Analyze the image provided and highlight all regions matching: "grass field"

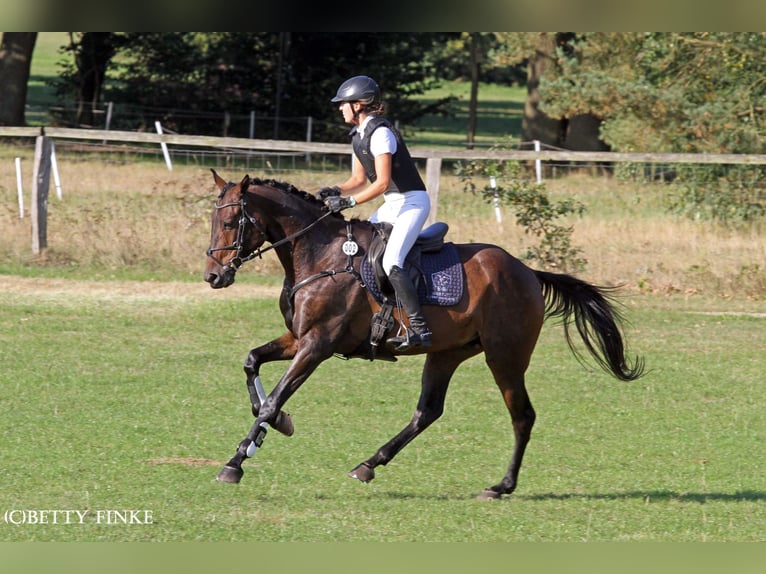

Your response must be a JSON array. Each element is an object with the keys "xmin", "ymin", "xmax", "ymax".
[
  {"xmin": 2, "ymin": 35, "xmax": 764, "ymax": 548},
  {"xmin": 0, "ymin": 275, "xmax": 764, "ymax": 542}
]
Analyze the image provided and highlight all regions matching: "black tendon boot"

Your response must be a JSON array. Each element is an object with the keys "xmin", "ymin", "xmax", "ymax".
[{"xmin": 386, "ymin": 265, "xmax": 432, "ymax": 351}]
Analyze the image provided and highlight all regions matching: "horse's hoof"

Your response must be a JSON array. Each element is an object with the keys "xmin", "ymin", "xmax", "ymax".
[
  {"xmin": 476, "ymin": 488, "xmax": 502, "ymax": 500},
  {"xmin": 348, "ymin": 463, "xmax": 375, "ymax": 483},
  {"xmin": 216, "ymin": 465, "xmax": 244, "ymax": 483},
  {"xmin": 273, "ymin": 411, "xmax": 294, "ymax": 437}
]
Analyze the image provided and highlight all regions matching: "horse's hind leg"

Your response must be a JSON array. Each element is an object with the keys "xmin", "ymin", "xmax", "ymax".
[
  {"xmin": 348, "ymin": 348, "xmax": 477, "ymax": 483},
  {"xmin": 478, "ymin": 362, "xmax": 536, "ymax": 500}
]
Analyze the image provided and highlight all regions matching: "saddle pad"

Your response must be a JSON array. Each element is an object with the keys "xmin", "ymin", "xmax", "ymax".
[{"xmin": 361, "ymin": 242, "xmax": 464, "ymax": 306}]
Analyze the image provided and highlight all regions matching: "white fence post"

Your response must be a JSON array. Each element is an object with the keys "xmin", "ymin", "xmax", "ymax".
[
  {"xmin": 490, "ymin": 175, "xmax": 502, "ymax": 228},
  {"xmin": 15, "ymin": 157, "xmax": 24, "ymax": 218},
  {"xmin": 155, "ymin": 121, "xmax": 173, "ymax": 171},
  {"xmin": 50, "ymin": 141, "xmax": 63, "ymax": 200},
  {"xmin": 16, "ymin": 157, "xmax": 24, "ymax": 219},
  {"xmin": 534, "ymin": 139, "xmax": 542, "ymax": 184}
]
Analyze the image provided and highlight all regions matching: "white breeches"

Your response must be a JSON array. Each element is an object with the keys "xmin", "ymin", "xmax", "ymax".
[{"xmin": 369, "ymin": 189, "xmax": 431, "ymax": 275}]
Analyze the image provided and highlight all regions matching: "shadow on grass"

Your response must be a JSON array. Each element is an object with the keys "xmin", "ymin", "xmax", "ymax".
[
  {"xmin": 355, "ymin": 489, "xmax": 766, "ymax": 503},
  {"xmin": 517, "ymin": 490, "xmax": 765, "ymax": 503}
]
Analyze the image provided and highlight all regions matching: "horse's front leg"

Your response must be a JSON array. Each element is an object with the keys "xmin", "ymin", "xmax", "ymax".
[
  {"xmin": 217, "ymin": 340, "xmax": 330, "ymax": 484},
  {"xmin": 244, "ymin": 331, "xmax": 298, "ymax": 436}
]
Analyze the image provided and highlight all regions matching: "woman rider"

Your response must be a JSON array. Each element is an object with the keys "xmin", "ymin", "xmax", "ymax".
[{"xmin": 320, "ymin": 75, "xmax": 432, "ymax": 351}]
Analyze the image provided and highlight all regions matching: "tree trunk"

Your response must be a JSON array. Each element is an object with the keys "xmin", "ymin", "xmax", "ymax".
[
  {"xmin": 466, "ymin": 34, "xmax": 480, "ymax": 150},
  {"xmin": 0, "ymin": 32, "xmax": 38, "ymax": 126},
  {"xmin": 74, "ymin": 32, "xmax": 116, "ymax": 128},
  {"xmin": 523, "ymin": 32, "xmax": 607, "ymax": 153},
  {"xmin": 522, "ymin": 33, "xmax": 562, "ymax": 148}
]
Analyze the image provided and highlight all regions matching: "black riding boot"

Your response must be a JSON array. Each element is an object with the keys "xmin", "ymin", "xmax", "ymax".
[{"xmin": 386, "ymin": 265, "xmax": 432, "ymax": 351}]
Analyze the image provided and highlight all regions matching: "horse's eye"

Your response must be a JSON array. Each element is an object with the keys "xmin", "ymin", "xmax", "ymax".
[{"xmin": 223, "ymin": 220, "xmax": 237, "ymax": 230}]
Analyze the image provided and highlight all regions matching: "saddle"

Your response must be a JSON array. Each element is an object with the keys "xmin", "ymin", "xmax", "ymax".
[
  {"xmin": 364, "ymin": 221, "xmax": 450, "ymax": 297},
  {"xmin": 360, "ymin": 221, "xmax": 464, "ymax": 358}
]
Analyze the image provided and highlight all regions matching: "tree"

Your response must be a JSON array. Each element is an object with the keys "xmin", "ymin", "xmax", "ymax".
[
  {"xmin": 0, "ymin": 32, "xmax": 37, "ymax": 126},
  {"xmin": 492, "ymin": 32, "xmax": 606, "ymax": 152},
  {"xmin": 78, "ymin": 33, "xmax": 452, "ymax": 141},
  {"xmin": 54, "ymin": 33, "xmax": 121, "ymax": 128},
  {"xmin": 538, "ymin": 33, "xmax": 766, "ymax": 154}
]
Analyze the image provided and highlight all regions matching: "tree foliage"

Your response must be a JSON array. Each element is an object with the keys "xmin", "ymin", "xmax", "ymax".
[
  {"xmin": 538, "ymin": 33, "xmax": 766, "ymax": 154},
  {"xmin": 52, "ymin": 32, "xmax": 453, "ymax": 141}
]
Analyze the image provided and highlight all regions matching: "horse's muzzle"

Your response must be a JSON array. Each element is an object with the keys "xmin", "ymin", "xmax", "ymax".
[{"xmin": 204, "ymin": 267, "xmax": 236, "ymax": 289}]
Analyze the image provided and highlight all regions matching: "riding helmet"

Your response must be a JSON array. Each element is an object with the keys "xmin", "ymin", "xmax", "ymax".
[{"xmin": 331, "ymin": 75, "xmax": 380, "ymax": 104}]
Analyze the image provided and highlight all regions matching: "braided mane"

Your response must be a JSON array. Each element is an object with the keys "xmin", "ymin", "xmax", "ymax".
[{"xmin": 250, "ymin": 177, "xmax": 327, "ymax": 210}]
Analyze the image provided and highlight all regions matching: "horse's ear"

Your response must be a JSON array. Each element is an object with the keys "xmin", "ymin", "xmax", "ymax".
[
  {"xmin": 211, "ymin": 169, "xmax": 227, "ymax": 191},
  {"xmin": 239, "ymin": 174, "xmax": 251, "ymax": 190}
]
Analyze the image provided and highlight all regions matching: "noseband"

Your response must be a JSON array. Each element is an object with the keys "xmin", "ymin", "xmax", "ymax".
[{"xmin": 206, "ymin": 188, "xmax": 334, "ymax": 275}]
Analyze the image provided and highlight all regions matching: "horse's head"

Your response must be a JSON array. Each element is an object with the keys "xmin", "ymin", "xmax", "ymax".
[{"xmin": 204, "ymin": 169, "xmax": 267, "ymax": 289}]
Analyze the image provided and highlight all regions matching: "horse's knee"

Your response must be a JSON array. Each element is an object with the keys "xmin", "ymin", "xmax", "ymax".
[{"xmin": 244, "ymin": 351, "xmax": 260, "ymax": 376}]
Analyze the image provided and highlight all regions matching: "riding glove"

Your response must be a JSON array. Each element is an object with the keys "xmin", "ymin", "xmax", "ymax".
[
  {"xmin": 324, "ymin": 195, "xmax": 356, "ymax": 213},
  {"xmin": 317, "ymin": 186, "xmax": 341, "ymax": 200}
]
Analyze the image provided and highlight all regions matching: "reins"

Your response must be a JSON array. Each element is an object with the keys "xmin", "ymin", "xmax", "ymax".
[
  {"xmin": 206, "ymin": 192, "xmax": 334, "ymax": 273},
  {"xmin": 207, "ymin": 190, "xmax": 366, "ymax": 296}
]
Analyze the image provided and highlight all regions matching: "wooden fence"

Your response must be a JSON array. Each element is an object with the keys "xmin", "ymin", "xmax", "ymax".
[{"xmin": 3, "ymin": 126, "xmax": 766, "ymax": 253}]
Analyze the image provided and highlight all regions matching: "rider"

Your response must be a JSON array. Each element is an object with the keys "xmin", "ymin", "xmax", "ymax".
[{"xmin": 320, "ymin": 75, "xmax": 432, "ymax": 351}]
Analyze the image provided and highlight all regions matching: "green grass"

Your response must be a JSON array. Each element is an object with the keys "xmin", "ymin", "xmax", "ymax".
[
  {"xmin": 26, "ymin": 33, "xmax": 73, "ymax": 125},
  {"xmin": 409, "ymin": 80, "xmax": 526, "ymax": 148},
  {"xmin": 1, "ymin": 284, "xmax": 763, "ymax": 542}
]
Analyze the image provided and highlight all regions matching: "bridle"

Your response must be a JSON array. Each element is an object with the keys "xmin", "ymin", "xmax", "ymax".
[{"xmin": 206, "ymin": 187, "xmax": 334, "ymax": 276}]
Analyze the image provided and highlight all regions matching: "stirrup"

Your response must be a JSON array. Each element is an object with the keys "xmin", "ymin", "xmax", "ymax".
[{"xmin": 387, "ymin": 328, "xmax": 432, "ymax": 351}]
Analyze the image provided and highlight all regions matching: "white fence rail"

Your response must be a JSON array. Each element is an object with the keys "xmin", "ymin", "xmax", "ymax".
[{"xmin": 3, "ymin": 127, "xmax": 766, "ymax": 253}]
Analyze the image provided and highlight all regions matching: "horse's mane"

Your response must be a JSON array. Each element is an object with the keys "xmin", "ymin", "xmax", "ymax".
[{"xmin": 249, "ymin": 177, "xmax": 328, "ymax": 211}]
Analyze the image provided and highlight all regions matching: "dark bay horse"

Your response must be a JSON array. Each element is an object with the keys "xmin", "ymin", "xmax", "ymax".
[{"xmin": 203, "ymin": 170, "xmax": 644, "ymax": 499}]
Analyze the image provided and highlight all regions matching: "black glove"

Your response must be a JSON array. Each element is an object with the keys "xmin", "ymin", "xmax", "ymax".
[
  {"xmin": 317, "ymin": 186, "xmax": 341, "ymax": 200},
  {"xmin": 324, "ymin": 195, "xmax": 356, "ymax": 213}
]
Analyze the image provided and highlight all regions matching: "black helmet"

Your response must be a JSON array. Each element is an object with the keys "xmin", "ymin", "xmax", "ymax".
[{"xmin": 331, "ymin": 75, "xmax": 380, "ymax": 104}]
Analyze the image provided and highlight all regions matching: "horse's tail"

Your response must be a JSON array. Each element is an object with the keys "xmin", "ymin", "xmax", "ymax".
[{"xmin": 534, "ymin": 270, "xmax": 645, "ymax": 382}]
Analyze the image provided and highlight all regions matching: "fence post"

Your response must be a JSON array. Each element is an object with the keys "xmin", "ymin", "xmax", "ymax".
[
  {"xmin": 15, "ymin": 157, "xmax": 24, "ymax": 218},
  {"xmin": 31, "ymin": 135, "xmax": 52, "ymax": 254},
  {"xmin": 305, "ymin": 116, "xmax": 313, "ymax": 164},
  {"xmin": 50, "ymin": 141, "xmax": 63, "ymax": 199},
  {"xmin": 534, "ymin": 139, "xmax": 542, "ymax": 184},
  {"xmin": 490, "ymin": 175, "xmax": 502, "ymax": 228},
  {"xmin": 425, "ymin": 157, "xmax": 441, "ymax": 226},
  {"xmin": 104, "ymin": 101, "xmax": 113, "ymax": 131},
  {"xmin": 155, "ymin": 121, "xmax": 173, "ymax": 171}
]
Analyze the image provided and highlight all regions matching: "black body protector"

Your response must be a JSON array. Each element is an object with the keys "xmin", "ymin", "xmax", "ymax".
[{"xmin": 350, "ymin": 117, "xmax": 426, "ymax": 193}]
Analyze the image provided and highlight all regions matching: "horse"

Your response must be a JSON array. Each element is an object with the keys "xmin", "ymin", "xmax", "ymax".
[{"xmin": 203, "ymin": 170, "xmax": 644, "ymax": 500}]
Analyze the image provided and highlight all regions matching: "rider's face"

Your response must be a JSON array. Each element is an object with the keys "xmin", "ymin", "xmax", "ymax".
[{"xmin": 339, "ymin": 101, "xmax": 357, "ymax": 125}]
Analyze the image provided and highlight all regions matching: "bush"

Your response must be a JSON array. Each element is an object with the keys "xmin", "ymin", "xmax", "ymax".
[
  {"xmin": 667, "ymin": 165, "xmax": 766, "ymax": 224},
  {"xmin": 455, "ymin": 158, "xmax": 587, "ymax": 273}
]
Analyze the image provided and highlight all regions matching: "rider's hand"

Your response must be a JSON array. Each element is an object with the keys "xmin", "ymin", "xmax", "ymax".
[
  {"xmin": 317, "ymin": 186, "xmax": 341, "ymax": 200},
  {"xmin": 324, "ymin": 195, "xmax": 356, "ymax": 213}
]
